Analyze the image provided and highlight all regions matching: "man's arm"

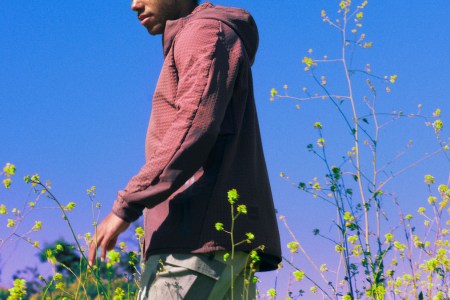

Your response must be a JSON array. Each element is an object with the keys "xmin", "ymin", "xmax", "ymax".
[
  {"xmin": 113, "ymin": 19, "xmax": 241, "ymax": 222},
  {"xmin": 89, "ymin": 19, "xmax": 241, "ymax": 261}
]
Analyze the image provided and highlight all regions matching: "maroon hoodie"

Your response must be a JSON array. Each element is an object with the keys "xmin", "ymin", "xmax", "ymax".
[{"xmin": 112, "ymin": 2, "xmax": 281, "ymax": 271}]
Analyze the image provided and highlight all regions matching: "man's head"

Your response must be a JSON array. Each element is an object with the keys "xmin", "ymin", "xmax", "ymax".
[{"xmin": 131, "ymin": 0, "xmax": 199, "ymax": 35}]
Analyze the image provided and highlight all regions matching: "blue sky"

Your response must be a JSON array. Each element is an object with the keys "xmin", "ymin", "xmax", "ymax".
[{"xmin": 1, "ymin": 0, "xmax": 449, "ymax": 294}]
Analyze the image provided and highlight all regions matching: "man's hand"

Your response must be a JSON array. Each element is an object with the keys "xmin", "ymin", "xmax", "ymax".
[{"xmin": 88, "ymin": 212, "xmax": 130, "ymax": 266}]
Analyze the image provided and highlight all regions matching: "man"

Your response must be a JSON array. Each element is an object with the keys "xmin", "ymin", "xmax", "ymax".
[{"xmin": 89, "ymin": 0, "xmax": 281, "ymax": 299}]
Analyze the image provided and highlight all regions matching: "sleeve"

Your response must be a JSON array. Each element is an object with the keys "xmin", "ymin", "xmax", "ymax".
[{"xmin": 112, "ymin": 19, "xmax": 241, "ymax": 222}]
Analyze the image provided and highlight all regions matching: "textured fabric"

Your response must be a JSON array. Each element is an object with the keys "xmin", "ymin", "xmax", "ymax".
[
  {"xmin": 112, "ymin": 2, "xmax": 281, "ymax": 271},
  {"xmin": 137, "ymin": 252, "xmax": 256, "ymax": 300}
]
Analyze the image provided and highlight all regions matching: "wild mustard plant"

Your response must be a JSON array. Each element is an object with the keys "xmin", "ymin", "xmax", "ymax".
[
  {"xmin": 1, "ymin": 165, "xmax": 143, "ymax": 299},
  {"xmin": 0, "ymin": 165, "xmax": 47, "ymax": 253},
  {"xmin": 215, "ymin": 189, "xmax": 262, "ymax": 300},
  {"xmin": 384, "ymin": 177, "xmax": 450, "ymax": 299},
  {"xmin": 272, "ymin": 0, "xmax": 449, "ymax": 298}
]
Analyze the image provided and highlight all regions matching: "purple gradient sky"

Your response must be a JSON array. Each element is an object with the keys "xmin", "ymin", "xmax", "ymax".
[{"xmin": 1, "ymin": 0, "xmax": 449, "ymax": 296}]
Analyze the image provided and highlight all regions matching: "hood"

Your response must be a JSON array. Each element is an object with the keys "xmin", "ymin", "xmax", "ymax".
[{"xmin": 163, "ymin": 2, "xmax": 259, "ymax": 65}]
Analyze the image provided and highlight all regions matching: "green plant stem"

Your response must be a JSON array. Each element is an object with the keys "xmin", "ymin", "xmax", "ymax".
[
  {"xmin": 41, "ymin": 279, "xmax": 54, "ymax": 299},
  {"xmin": 230, "ymin": 202, "xmax": 235, "ymax": 300},
  {"xmin": 35, "ymin": 180, "xmax": 110, "ymax": 299},
  {"xmin": 318, "ymin": 131, "xmax": 357, "ymax": 292},
  {"xmin": 400, "ymin": 212, "xmax": 419, "ymax": 299}
]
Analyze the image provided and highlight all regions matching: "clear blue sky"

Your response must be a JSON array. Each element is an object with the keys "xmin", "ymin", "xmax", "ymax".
[{"xmin": 1, "ymin": 0, "xmax": 449, "ymax": 294}]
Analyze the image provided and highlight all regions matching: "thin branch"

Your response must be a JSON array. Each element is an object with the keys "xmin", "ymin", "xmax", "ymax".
[{"xmin": 276, "ymin": 94, "xmax": 350, "ymax": 102}]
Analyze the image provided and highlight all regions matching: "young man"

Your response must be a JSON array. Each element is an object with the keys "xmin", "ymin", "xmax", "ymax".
[{"xmin": 89, "ymin": 1, "xmax": 281, "ymax": 298}]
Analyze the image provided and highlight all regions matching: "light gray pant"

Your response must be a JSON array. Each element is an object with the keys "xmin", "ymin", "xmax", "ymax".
[{"xmin": 137, "ymin": 252, "xmax": 256, "ymax": 300}]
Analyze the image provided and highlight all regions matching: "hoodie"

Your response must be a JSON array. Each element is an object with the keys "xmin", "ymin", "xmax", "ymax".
[{"xmin": 112, "ymin": 2, "xmax": 281, "ymax": 271}]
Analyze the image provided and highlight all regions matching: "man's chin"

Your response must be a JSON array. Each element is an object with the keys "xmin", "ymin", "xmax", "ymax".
[{"xmin": 145, "ymin": 25, "xmax": 164, "ymax": 35}]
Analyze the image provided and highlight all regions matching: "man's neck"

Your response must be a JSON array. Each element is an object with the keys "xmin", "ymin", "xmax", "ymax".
[{"xmin": 178, "ymin": 1, "xmax": 199, "ymax": 19}]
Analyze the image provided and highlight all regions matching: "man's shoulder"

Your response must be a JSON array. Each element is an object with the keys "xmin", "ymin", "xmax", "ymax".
[
  {"xmin": 188, "ymin": 3, "xmax": 254, "ymax": 28},
  {"xmin": 164, "ymin": 3, "xmax": 257, "ymax": 61}
]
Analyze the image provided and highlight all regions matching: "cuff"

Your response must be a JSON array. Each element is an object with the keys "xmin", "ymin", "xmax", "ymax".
[{"xmin": 111, "ymin": 195, "xmax": 143, "ymax": 223}]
